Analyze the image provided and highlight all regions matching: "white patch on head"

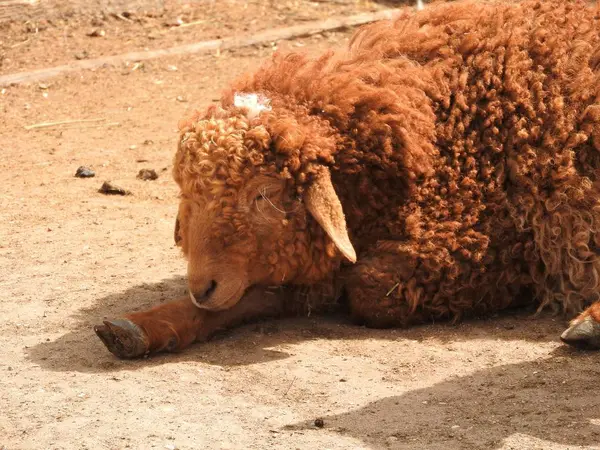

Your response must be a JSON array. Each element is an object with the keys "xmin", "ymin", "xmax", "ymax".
[
  {"xmin": 416, "ymin": 0, "xmax": 424, "ymax": 10},
  {"xmin": 233, "ymin": 92, "xmax": 272, "ymax": 120}
]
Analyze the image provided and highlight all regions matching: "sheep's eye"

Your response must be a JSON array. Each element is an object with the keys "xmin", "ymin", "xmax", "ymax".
[{"xmin": 254, "ymin": 189, "xmax": 270, "ymax": 203}]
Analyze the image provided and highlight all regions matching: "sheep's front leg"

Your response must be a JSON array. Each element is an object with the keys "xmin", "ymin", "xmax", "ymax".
[
  {"xmin": 94, "ymin": 286, "xmax": 289, "ymax": 359},
  {"xmin": 344, "ymin": 252, "xmax": 432, "ymax": 328},
  {"xmin": 561, "ymin": 302, "xmax": 600, "ymax": 349},
  {"xmin": 94, "ymin": 297, "xmax": 202, "ymax": 359}
]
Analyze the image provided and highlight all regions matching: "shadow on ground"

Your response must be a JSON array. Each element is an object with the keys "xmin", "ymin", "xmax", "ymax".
[
  {"xmin": 27, "ymin": 276, "xmax": 571, "ymax": 374},
  {"xmin": 288, "ymin": 349, "xmax": 600, "ymax": 449},
  {"xmin": 26, "ymin": 278, "xmax": 600, "ymax": 449}
]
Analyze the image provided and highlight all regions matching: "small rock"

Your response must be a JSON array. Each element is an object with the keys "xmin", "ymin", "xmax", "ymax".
[
  {"xmin": 86, "ymin": 29, "xmax": 106, "ymax": 37},
  {"xmin": 38, "ymin": 83, "xmax": 49, "ymax": 90},
  {"xmin": 75, "ymin": 166, "xmax": 95, "ymax": 178},
  {"xmin": 74, "ymin": 50, "xmax": 89, "ymax": 60},
  {"xmin": 176, "ymin": 95, "xmax": 187, "ymax": 103},
  {"xmin": 163, "ymin": 18, "xmax": 184, "ymax": 28},
  {"xmin": 386, "ymin": 436, "xmax": 399, "ymax": 444},
  {"xmin": 142, "ymin": 140, "xmax": 154, "ymax": 146},
  {"xmin": 314, "ymin": 418, "xmax": 324, "ymax": 428},
  {"xmin": 167, "ymin": 65, "xmax": 178, "ymax": 72},
  {"xmin": 137, "ymin": 169, "xmax": 159, "ymax": 181},
  {"xmin": 339, "ymin": 378, "xmax": 347, "ymax": 382},
  {"xmin": 99, "ymin": 181, "xmax": 131, "ymax": 196},
  {"xmin": 147, "ymin": 30, "xmax": 161, "ymax": 40}
]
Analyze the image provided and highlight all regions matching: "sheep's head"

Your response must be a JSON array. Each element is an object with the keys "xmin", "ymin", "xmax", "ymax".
[{"xmin": 173, "ymin": 96, "xmax": 356, "ymax": 311}]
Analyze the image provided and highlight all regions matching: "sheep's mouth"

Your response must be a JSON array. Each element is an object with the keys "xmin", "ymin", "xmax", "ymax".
[
  {"xmin": 189, "ymin": 280, "xmax": 247, "ymax": 311},
  {"xmin": 203, "ymin": 280, "xmax": 217, "ymax": 298}
]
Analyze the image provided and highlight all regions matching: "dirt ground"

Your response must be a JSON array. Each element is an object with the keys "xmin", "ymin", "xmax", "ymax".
[{"xmin": 1, "ymin": 1, "xmax": 600, "ymax": 449}]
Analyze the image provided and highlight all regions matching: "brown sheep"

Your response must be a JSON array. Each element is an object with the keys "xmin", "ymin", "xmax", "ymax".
[{"xmin": 95, "ymin": 0, "xmax": 600, "ymax": 358}]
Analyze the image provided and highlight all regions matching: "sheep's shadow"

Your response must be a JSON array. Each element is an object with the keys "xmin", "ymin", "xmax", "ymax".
[
  {"xmin": 26, "ymin": 275, "xmax": 347, "ymax": 373},
  {"xmin": 287, "ymin": 349, "xmax": 600, "ymax": 449},
  {"xmin": 27, "ymin": 276, "xmax": 570, "ymax": 374}
]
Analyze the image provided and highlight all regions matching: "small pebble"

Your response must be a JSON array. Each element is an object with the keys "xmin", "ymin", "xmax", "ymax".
[
  {"xmin": 147, "ymin": 31, "xmax": 161, "ymax": 40},
  {"xmin": 86, "ymin": 29, "xmax": 105, "ymax": 37},
  {"xmin": 314, "ymin": 418, "xmax": 324, "ymax": 428},
  {"xmin": 137, "ymin": 169, "xmax": 159, "ymax": 181},
  {"xmin": 99, "ymin": 181, "xmax": 131, "ymax": 196},
  {"xmin": 75, "ymin": 166, "xmax": 95, "ymax": 178},
  {"xmin": 74, "ymin": 51, "xmax": 89, "ymax": 60}
]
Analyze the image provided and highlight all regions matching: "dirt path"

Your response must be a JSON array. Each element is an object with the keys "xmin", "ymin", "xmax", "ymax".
[
  {"xmin": 1, "ymin": 2, "xmax": 600, "ymax": 449},
  {"xmin": 0, "ymin": 0, "xmax": 393, "ymax": 74}
]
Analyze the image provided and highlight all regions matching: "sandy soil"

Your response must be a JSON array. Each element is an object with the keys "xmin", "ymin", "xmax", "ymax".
[{"xmin": 1, "ymin": 1, "xmax": 600, "ymax": 449}]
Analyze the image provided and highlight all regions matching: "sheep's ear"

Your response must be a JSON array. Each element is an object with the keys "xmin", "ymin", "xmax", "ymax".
[{"xmin": 304, "ymin": 167, "xmax": 357, "ymax": 263}]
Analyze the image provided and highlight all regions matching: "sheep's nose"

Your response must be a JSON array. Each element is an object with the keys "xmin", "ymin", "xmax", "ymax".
[{"xmin": 189, "ymin": 280, "xmax": 217, "ymax": 306}]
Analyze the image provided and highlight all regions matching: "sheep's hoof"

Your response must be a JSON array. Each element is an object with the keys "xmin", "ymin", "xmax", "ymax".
[
  {"xmin": 94, "ymin": 319, "xmax": 150, "ymax": 359},
  {"xmin": 560, "ymin": 315, "xmax": 600, "ymax": 350}
]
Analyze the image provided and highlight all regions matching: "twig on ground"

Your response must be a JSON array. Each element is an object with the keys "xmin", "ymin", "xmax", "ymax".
[
  {"xmin": 24, "ymin": 118, "xmax": 106, "ymax": 130},
  {"xmin": 173, "ymin": 20, "xmax": 207, "ymax": 29},
  {"xmin": 113, "ymin": 13, "xmax": 134, "ymax": 23},
  {"xmin": 60, "ymin": 121, "xmax": 121, "ymax": 130},
  {"xmin": 283, "ymin": 376, "xmax": 297, "ymax": 397},
  {"xmin": 10, "ymin": 38, "xmax": 30, "ymax": 48}
]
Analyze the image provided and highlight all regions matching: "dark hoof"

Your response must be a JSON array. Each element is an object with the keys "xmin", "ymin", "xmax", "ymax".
[
  {"xmin": 560, "ymin": 316, "xmax": 600, "ymax": 350},
  {"xmin": 94, "ymin": 319, "xmax": 150, "ymax": 359}
]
